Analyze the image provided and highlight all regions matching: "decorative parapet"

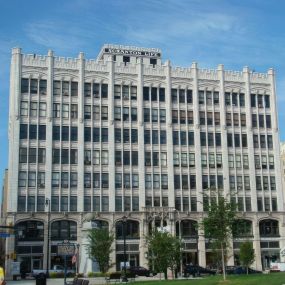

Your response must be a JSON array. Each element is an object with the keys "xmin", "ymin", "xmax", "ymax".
[
  {"xmin": 250, "ymin": 72, "xmax": 269, "ymax": 84},
  {"xmin": 198, "ymin": 68, "xmax": 218, "ymax": 80},
  {"xmin": 144, "ymin": 65, "xmax": 166, "ymax": 76},
  {"xmin": 172, "ymin": 67, "xmax": 192, "ymax": 78},
  {"xmin": 85, "ymin": 60, "xmax": 108, "ymax": 72},
  {"xmin": 114, "ymin": 62, "xmax": 137, "ymax": 74},
  {"xmin": 224, "ymin": 70, "xmax": 243, "ymax": 82},
  {"xmin": 22, "ymin": 54, "xmax": 47, "ymax": 68},
  {"xmin": 54, "ymin": 56, "xmax": 78, "ymax": 69}
]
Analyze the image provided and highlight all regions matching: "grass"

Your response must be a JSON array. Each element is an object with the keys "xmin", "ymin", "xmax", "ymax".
[{"xmin": 135, "ymin": 273, "xmax": 285, "ymax": 285}]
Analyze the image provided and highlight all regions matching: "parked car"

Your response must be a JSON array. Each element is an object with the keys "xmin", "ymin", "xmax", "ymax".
[
  {"xmin": 184, "ymin": 265, "xmax": 216, "ymax": 277},
  {"xmin": 129, "ymin": 266, "xmax": 151, "ymax": 277},
  {"xmin": 32, "ymin": 265, "xmax": 75, "ymax": 278},
  {"xmin": 224, "ymin": 266, "xmax": 262, "ymax": 275}
]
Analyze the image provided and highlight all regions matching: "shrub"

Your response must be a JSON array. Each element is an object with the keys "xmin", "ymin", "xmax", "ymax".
[{"xmin": 49, "ymin": 272, "xmax": 57, "ymax": 279}]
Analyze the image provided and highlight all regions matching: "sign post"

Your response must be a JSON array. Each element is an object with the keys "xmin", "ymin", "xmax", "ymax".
[{"xmin": 57, "ymin": 240, "xmax": 75, "ymax": 285}]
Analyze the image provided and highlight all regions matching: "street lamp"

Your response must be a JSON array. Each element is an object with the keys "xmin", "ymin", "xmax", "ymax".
[
  {"xmin": 45, "ymin": 198, "xmax": 50, "ymax": 277},
  {"xmin": 76, "ymin": 243, "xmax": 80, "ymax": 275},
  {"xmin": 121, "ymin": 216, "xmax": 128, "ymax": 282}
]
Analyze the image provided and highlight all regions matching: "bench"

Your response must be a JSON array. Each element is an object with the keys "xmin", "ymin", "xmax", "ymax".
[{"xmin": 105, "ymin": 273, "xmax": 121, "ymax": 284}]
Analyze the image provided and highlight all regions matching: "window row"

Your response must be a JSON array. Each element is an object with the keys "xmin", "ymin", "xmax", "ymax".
[
  {"xmin": 114, "ymin": 107, "xmax": 137, "ymax": 121},
  {"xmin": 21, "ymin": 101, "xmax": 47, "ymax": 117},
  {"xmin": 84, "ymin": 172, "xmax": 109, "ymax": 188},
  {"xmin": 173, "ymin": 131, "xmax": 195, "ymax": 146},
  {"xmin": 144, "ymin": 130, "xmax": 167, "ymax": 144},
  {"xmin": 53, "ymin": 126, "xmax": 78, "ymax": 141},
  {"xmin": 21, "ymin": 78, "xmax": 47, "ymax": 95},
  {"xmin": 202, "ymin": 175, "xmax": 224, "ymax": 189},
  {"xmin": 84, "ymin": 127, "xmax": 108, "ymax": 142},
  {"xmin": 52, "ymin": 149, "xmax": 78, "ymax": 164},
  {"xmin": 19, "ymin": 171, "xmax": 46, "ymax": 188},
  {"xmin": 254, "ymin": 154, "xmax": 275, "ymax": 170},
  {"xmin": 256, "ymin": 176, "xmax": 276, "ymax": 191},
  {"xmin": 198, "ymin": 90, "xmax": 220, "ymax": 105},
  {"xmin": 115, "ymin": 128, "xmax": 138, "ymax": 143},
  {"xmin": 20, "ymin": 124, "xmax": 46, "ymax": 140},
  {"xmin": 251, "ymin": 94, "xmax": 270, "ymax": 108},
  {"xmin": 226, "ymin": 113, "xmax": 246, "ymax": 127},
  {"xmin": 227, "ymin": 133, "xmax": 248, "ymax": 148},
  {"xmin": 200, "ymin": 132, "xmax": 222, "ymax": 147},
  {"xmin": 253, "ymin": 134, "xmax": 273, "ymax": 149},
  {"xmin": 174, "ymin": 174, "xmax": 197, "ymax": 190},
  {"xmin": 175, "ymin": 196, "xmax": 197, "ymax": 212},
  {"xmin": 115, "ymin": 173, "xmax": 139, "ymax": 189},
  {"xmin": 84, "ymin": 196, "xmax": 109, "ymax": 212},
  {"xmin": 144, "ymin": 108, "xmax": 166, "ymax": 123},
  {"xmin": 84, "ymin": 150, "xmax": 108, "ymax": 165},
  {"xmin": 171, "ymin": 89, "xmax": 193, "ymax": 104},
  {"xmin": 145, "ymin": 173, "xmax": 168, "ymax": 189},
  {"xmin": 114, "ymin": 85, "xmax": 137, "ymax": 100},
  {"xmin": 199, "ymin": 111, "xmax": 220, "ymax": 126},
  {"xmin": 52, "ymin": 172, "xmax": 78, "ymax": 188},
  {"xmin": 143, "ymin": 87, "xmax": 165, "ymax": 102},
  {"xmin": 19, "ymin": 148, "xmax": 46, "ymax": 164},
  {"xmin": 228, "ymin": 154, "xmax": 249, "ymax": 169},
  {"xmin": 173, "ymin": 152, "xmax": 195, "ymax": 167},
  {"xmin": 53, "ymin": 103, "xmax": 78, "ymax": 119},
  {"xmin": 145, "ymin": 152, "xmax": 167, "ymax": 167},
  {"xmin": 84, "ymin": 105, "xmax": 108, "ymax": 120},
  {"xmin": 229, "ymin": 175, "xmax": 251, "ymax": 190},
  {"xmin": 84, "ymin": 82, "xmax": 108, "ymax": 98},
  {"xmin": 115, "ymin": 196, "xmax": 139, "ymax": 212},
  {"xmin": 252, "ymin": 114, "xmax": 271, "ymax": 129},
  {"xmin": 230, "ymin": 196, "xmax": 252, "ymax": 212},
  {"xmin": 115, "ymin": 151, "xmax": 138, "ymax": 166},
  {"xmin": 145, "ymin": 196, "xmax": 169, "ymax": 207},
  {"xmin": 54, "ymin": 81, "xmax": 79, "ymax": 97},
  {"xmin": 257, "ymin": 197, "xmax": 277, "ymax": 212},
  {"xmin": 201, "ymin": 153, "xmax": 223, "ymax": 168},
  {"xmin": 224, "ymin": 92, "xmax": 245, "ymax": 107}
]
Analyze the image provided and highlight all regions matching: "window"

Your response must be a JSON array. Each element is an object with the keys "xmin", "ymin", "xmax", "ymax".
[
  {"xmin": 206, "ymin": 91, "xmax": 212, "ymax": 105},
  {"xmin": 214, "ymin": 112, "xmax": 220, "ymax": 125},
  {"xmin": 30, "ymin": 79, "xmax": 38, "ymax": 94},
  {"xmin": 244, "ymin": 176, "xmax": 250, "ymax": 190},
  {"xmin": 189, "ymin": 153, "xmax": 195, "ymax": 167},
  {"xmin": 187, "ymin": 89, "xmax": 193, "ymax": 103},
  {"xmin": 18, "ymin": 172, "xmax": 27, "ymax": 187},
  {"xmin": 242, "ymin": 134, "xmax": 247, "ymax": 147},
  {"xmin": 233, "ymin": 113, "xmax": 239, "ymax": 126},
  {"xmin": 152, "ymin": 109, "xmax": 158, "ymax": 122},
  {"xmin": 70, "ymin": 104, "xmax": 78, "ymax": 119},
  {"xmin": 102, "ymin": 128, "xmax": 108, "ymax": 142},
  {"xmin": 53, "ymin": 103, "xmax": 60, "ymax": 118},
  {"xmin": 115, "ymin": 129, "xmax": 121, "ymax": 143},
  {"xmin": 29, "ymin": 125, "xmax": 37, "ymax": 140},
  {"xmin": 93, "ymin": 83, "xmax": 100, "ymax": 98},
  {"xmin": 51, "ymin": 196, "xmax": 59, "ymax": 212},
  {"xmin": 131, "ymin": 86, "xmax": 137, "ymax": 100},
  {"xmin": 152, "ymin": 130, "xmax": 159, "ymax": 144},
  {"xmin": 61, "ymin": 149, "xmax": 69, "ymax": 164},
  {"xmin": 70, "ymin": 149, "xmax": 77, "ymax": 164},
  {"xmin": 102, "ymin": 173, "xmax": 109, "ymax": 188},
  {"xmin": 226, "ymin": 113, "xmax": 232, "ymax": 126},
  {"xmin": 213, "ymin": 91, "xmax": 219, "ymax": 104},
  {"xmin": 143, "ymin": 87, "xmax": 149, "ymax": 100},
  {"xmin": 266, "ymin": 115, "xmax": 271, "ymax": 128},
  {"xmin": 259, "ymin": 114, "xmax": 264, "ymax": 128},
  {"xmin": 172, "ymin": 110, "xmax": 178, "ymax": 124},
  {"xmin": 52, "ymin": 172, "xmax": 60, "ymax": 187},
  {"xmin": 84, "ymin": 173, "xmax": 91, "ymax": 188},
  {"xmin": 264, "ymin": 95, "xmax": 270, "ymax": 108},
  {"xmin": 29, "ymin": 148, "xmax": 37, "ymax": 163},
  {"xmin": 160, "ymin": 130, "xmax": 167, "ymax": 144},
  {"xmin": 84, "ymin": 105, "xmax": 91, "ymax": 119},
  {"xmin": 251, "ymin": 94, "xmax": 256, "ymax": 107},
  {"xmin": 21, "ymin": 78, "xmax": 29, "ymax": 93},
  {"xmin": 215, "ymin": 133, "xmax": 221, "ymax": 147},
  {"xmin": 92, "ymin": 150, "xmax": 99, "ymax": 165},
  {"xmin": 161, "ymin": 152, "xmax": 167, "ymax": 167},
  {"xmin": 199, "ymin": 90, "xmax": 204, "ymax": 104},
  {"xmin": 188, "ymin": 111, "xmax": 194, "ymax": 124},
  {"xmin": 239, "ymin": 93, "xmax": 245, "ymax": 107},
  {"xmin": 19, "ymin": 148, "xmax": 27, "ymax": 163},
  {"xmin": 123, "ymin": 85, "xmax": 129, "ymax": 100},
  {"xmin": 71, "ymin": 82, "xmax": 78, "ymax": 96},
  {"xmin": 61, "ymin": 172, "xmax": 69, "ymax": 188},
  {"xmin": 200, "ymin": 132, "xmax": 206, "ymax": 147},
  {"xmin": 132, "ymin": 174, "xmax": 139, "ymax": 189},
  {"xmin": 93, "ymin": 173, "xmax": 100, "ymax": 188},
  {"xmin": 131, "ymin": 108, "xmax": 137, "ymax": 121},
  {"xmin": 159, "ymin": 88, "xmax": 165, "ymax": 101},
  {"xmin": 84, "ymin": 83, "xmax": 91, "ymax": 97},
  {"xmin": 40, "ymin": 80, "xmax": 47, "ymax": 95},
  {"xmin": 267, "ymin": 135, "xmax": 273, "ymax": 149},
  {"xmin": 39, "ymin": 102, "xmax": 46, "ymax": 117},
  {"xmin": 70, "ymin": 173, "xmax": 77, "ymax": 188},
  {"xmin": 171, "ymin": 89, "xmax": 177, "ymax": 103},
  {"xmin": 123, "ymin": 129, "xmax": 130, "ymax": 143},
  {"xmin": 27, "ymin": 196, "xmax": 35, "ymax": 211},
  {"xmin": 123, "ymin": 107, "xmax": 129, "ymax": 121},
  {"xmin": 232, "ymin": 93, "xmax": 238, "ymax": 106},
  {"xmin": 101, "ymin": 106, "xmax": 108, "ymax": 120},
  {"xmin": 62, "ymin": 126, "xmax": 69, "ymax": 141},
  {"xmin": 199, "ymin": 112, "xmax": 205, "ymax": 125},
  {"xmin": 62, "ymin": 104, "xmax": 69, "ymax": 118},
  {"xmin": 62, "ymin": 81, "xmax": 69, "ymax": 96},
  {"xmin": 102, "ymin": 84, "xmax": 108, "ymax": 98},
  {"xmin": 179, "ymin": 89, "xmax": 185, "ymax": 103},
  {"xmin": 258, "ymin": 95, "xmax": 263, "ymax": 108},
  {"xmin": 20, "ymin": 101, "xmax": 28, "ymax": 116},
  {"xmin": 225, "ymin": 92, "xmax": 231, "ymax": 105},
  {"xmin": 207, "ymin": 112, "xmax": 213, "ymax": 125},
  {"xmin": 29, "ymin": 102, "xmax": 38, "ymax": 117},
  {"xmin": 160, "ymin": 109, "xmax": 166, "ymax": 123},
  {"xmin": 53, "ymin": 81, "xmax": 61, "ymax": 96}
]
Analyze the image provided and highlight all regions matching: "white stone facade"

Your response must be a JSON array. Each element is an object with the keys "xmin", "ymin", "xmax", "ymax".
[{"xmin": 6, "ymin": 44, "xmax": 285, "ymax": 276}]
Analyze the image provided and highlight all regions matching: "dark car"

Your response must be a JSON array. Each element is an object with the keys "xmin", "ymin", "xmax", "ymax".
[
  {"xmin": 184, "ymin": 265, "xmax": 216, "ymax": 277},
  {"xmin": 129, "ymin": 266, "xmax": 151, "ymax": 277},
  {"xmin": 233, "ymin": 266, "xmax": 262, "ymax": 274}
]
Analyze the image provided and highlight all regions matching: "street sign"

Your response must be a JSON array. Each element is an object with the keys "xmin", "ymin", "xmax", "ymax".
[
  {"xmin": 0, "ymin": 233, "xmax": 11, "ymax": 238},
  {"xmin": 57, "ymin": 241, "xmax": 75, "ymax": 256}
]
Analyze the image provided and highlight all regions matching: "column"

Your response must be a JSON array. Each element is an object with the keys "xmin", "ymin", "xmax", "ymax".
[
  {"xmin": 252, "ymin": 219, "xmax": 262, "ymax": 270},
  {"xmin": 77, "ymin": 52, "xmax": 85, "ymax": 212},
  {"xmin": 243, "ymin": 67, "xmax": 257, "ymax": 211},
  {"xmin": 7, "ymin": 48, "xmax": 22, "ymax": 213}
]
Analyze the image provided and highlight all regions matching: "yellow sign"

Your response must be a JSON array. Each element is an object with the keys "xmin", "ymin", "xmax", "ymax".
[{"xmin": 0, "ymin": 266, "xmax": 4, "ymax": 279}]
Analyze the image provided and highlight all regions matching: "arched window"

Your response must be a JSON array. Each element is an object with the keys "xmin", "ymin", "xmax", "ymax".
[
  {"xmin": 16, "ymin": 221, "xmax": 44, "ymax": 241},
  {"xmin": 116, "ymin": 220, "xmax": 139, "ymax": 239},
  {"xmin": 91, "ymin": 219, "xmax": 109, "ymax": 229},
  {"xmin": 259, "ymin": 219, "xmax": 279, "ymax": 237},
  {"xmin": 232, "ymin": 219, "xmax": 253, "ymax": 238},
  {"xmin": 51, "ymin": 220, "xmax": 77, "ymax": 240},
  {"xmin": 176, "ymin": 220, "xmax": 198, "ymax": 238}
]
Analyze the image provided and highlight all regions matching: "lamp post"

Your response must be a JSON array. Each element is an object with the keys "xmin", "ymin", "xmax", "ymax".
[
  {"xmin": 45, "ymin": 198, "xmax": 50, "ymax": 277},
  {"xmin": 121, "ymin": 216, "xmax": 128, "ymax": 282},
  {"xmin": 76, "ymin": 243, "xmax": 80, "ymax": 275}
]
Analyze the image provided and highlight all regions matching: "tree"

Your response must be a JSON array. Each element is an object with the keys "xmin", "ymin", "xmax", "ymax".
[
  {"xmin": 201, "ymin": 194, "xmax": 237, "ymax": 280},
  {"xmin": 239, "ymin": 241, "xmax": 255, "ymax": 274},
  {"xmin": 146, "ymin": 229, "xmax": 182, "ymax": 279},
  {"xmin": 86, "ymin": 227, "xmax": 114, "ymax": 273}
]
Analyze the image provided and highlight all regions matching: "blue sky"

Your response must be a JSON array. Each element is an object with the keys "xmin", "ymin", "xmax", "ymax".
[{"xmin": 0, "ymin": 0, "xmax": 285, "ymax": 192}]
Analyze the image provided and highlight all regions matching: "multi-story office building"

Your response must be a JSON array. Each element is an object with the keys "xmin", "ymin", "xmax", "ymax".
[{"xmin": 6, "ymin": 44, "xmax": 284, "ymax": 275}]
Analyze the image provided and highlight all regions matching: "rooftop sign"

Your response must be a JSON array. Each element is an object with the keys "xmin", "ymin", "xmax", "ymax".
[{"xmin": 104, "ymin": 48, "xmax": 161, "ymax": 58}]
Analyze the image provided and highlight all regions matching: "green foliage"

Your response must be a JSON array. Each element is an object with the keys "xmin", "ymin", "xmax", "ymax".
[
  {"xmin": 201, "ymin": 194, "xmax": 237, "ymax": 280},
  {"xmin": 239, "ymin": 241, "xmax": 255, "ymax": 274},
  {"xmin": 146, "ymin": 230, "xmax": 182, "ymax": 279},
  {"xmin": 86, "ymin": 227, "xmax": 114, "ymax": 273}
]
